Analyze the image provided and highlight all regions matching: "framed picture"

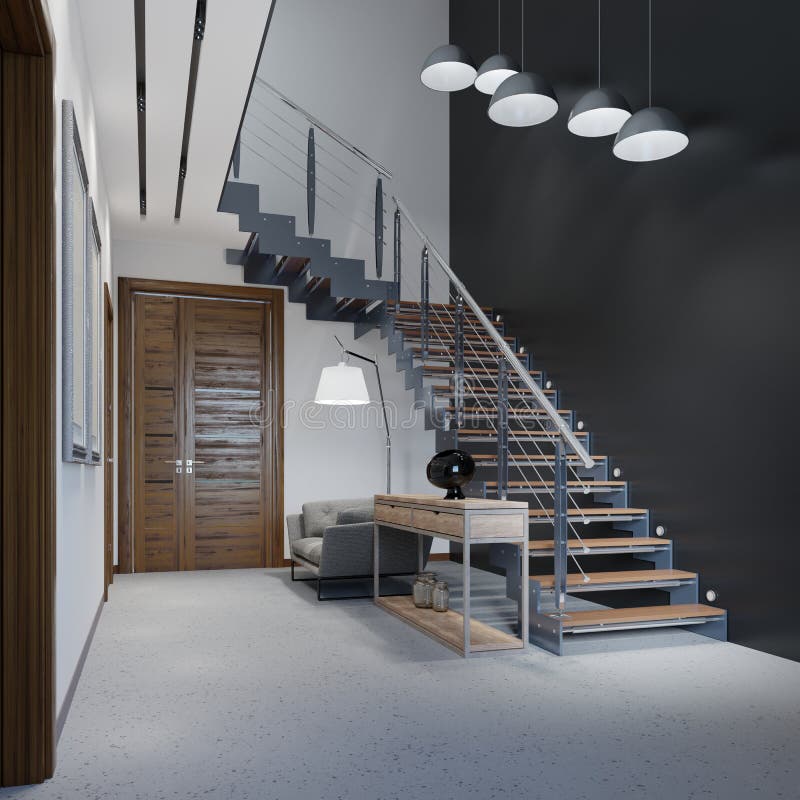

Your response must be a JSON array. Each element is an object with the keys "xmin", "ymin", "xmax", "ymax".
[
  {"xmin": 62, "ymin": 99, "xmax": 90, "ymax": 463},
  {"xmin": 88, "ymin": 200, "xmax": 102, "ymax": 464}
]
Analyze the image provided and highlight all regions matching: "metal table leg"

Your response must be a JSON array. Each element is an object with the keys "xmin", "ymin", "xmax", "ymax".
[
  {"xmin": 463, "ymin": 524, "xmax": 471, "ymax": 656},
  {"xmin": 373, "ymin": 523, "xmax": 380, "ymax": 601}
]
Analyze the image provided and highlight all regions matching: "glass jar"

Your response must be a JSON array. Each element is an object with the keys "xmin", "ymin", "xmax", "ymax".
[
  {"xmin": 413, "ymin": 572, "xmax": 436, "ymax": 608},
  {"xmin": 432, "ymin": 581, "xmax": 450, "ymax": 612}
]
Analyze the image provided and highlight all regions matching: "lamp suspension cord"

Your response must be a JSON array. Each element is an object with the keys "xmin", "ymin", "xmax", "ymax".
[
  {"xmin": 520, "ymin": 0, "xmax": 524, "ymax": 70},
  {"xmin": 498, "ymin": 0, "xmax": 501, "ymax": 52},
  {"xmin": 597, "ymin": 0, "xmax": 601, "ymax": 88},
  {"xmin": 648, "ymin": 0, "xmax": 653, "ymax": 106}
]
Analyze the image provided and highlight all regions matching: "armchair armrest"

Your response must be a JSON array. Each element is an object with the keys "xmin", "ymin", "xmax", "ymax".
[
  {"xmin": 319, "ymin": 522, "xmax": 373, "ymax": 578},
  {"xmin": 286, "ymin": 514, "xmax": 305, "ymax": 555}
]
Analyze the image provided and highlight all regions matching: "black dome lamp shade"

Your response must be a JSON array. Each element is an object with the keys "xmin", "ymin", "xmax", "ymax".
[
  {"xmin": 568, "ymin": 1, "xmax": 632, "ymax": 138},
  {"xmin": 613, "ymin": 0, "xmax": 689, "ymax": 161},
  {"xmin": 488, "ymin": 0, "xmax": 558, "ymax": 127},
  {"xmin": 613, "ymin": 106, "xmax": 688, "ymax": 161},
  {"xmin": 474, "ymin": 1, "xmax": 519, "ymax": 95},
  {"xmin": 426, "ymin": 449, "xmax": 476, "ymax": 500},
  {"xmin": 420, "ymin": 44, "xmax": 477, "ymax": 92}
]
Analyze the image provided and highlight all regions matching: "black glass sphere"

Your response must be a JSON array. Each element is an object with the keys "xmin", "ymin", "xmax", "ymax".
[{"xmin": 426, "ymin": 449, "xmax": 476, "ymax": 500}]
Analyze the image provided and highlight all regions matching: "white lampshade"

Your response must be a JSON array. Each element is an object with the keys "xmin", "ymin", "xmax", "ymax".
[
  {"xmin": 420, "ymin": 45, "xmax": 477, "ymax": 92},
  {"xmin": 613, "ymin": 107, "xmax": 689, "ymax": 162},
  {"xmin": 314, "ymin": 362, "xmax": 370, "ymax": 405},
  {"xmin": 488, "ymin": 72, "xmax": 559, "ymax": 127}
]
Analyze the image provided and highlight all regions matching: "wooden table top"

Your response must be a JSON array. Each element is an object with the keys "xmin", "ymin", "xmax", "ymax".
[{"xmin": 374, "ymin": 493, "xmax": 528, "ymax": 510}]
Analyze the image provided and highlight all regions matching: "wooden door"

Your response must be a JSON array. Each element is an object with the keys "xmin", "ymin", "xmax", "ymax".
[
  {"xmin": 133, "ymin": 294, "xmax": 181, "ymax": 572},
  {"xmin": 182, "ymin": 299, "xmax": 269, "ymax": 569},
  {"xmin": 129, "ymin": 284, "xmax": 280, "ymax": 572},
  {"xmin": 103, "ymin": 285, "xmax": 114, "ymax": 598}
]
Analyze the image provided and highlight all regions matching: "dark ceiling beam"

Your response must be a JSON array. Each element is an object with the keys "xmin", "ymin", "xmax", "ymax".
[
  {"xmin": 134, "ymin": 0, "xmax": 146, "ymax": 215},
  {"xmin": 174, "ymin": 0, "xmax": 206, "ymax": 220}
]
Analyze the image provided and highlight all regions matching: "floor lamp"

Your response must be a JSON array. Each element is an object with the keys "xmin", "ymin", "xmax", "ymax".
[{"xmin": 314, "ymin": 335, "xmax": 391, "ymax": 494}]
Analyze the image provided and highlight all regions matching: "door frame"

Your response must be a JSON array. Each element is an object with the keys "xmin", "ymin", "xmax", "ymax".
[
  {"xmin": 0, "ymin": 0, "xmax": 56, "ymax": 786},
  {"xmin": 117, "ymin": 277, "xmax": 285, "ymax": 573},
  {"xmin": 104, "ymin": 284, "xmax": 114, "ymax": 599}
]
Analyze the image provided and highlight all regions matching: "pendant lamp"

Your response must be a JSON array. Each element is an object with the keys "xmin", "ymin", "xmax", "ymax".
[
  {"xmin": 488, "ymin": 0, "xmax": 558, "ymax": 127},
  {"xmin": 613, "ymin": 0, "xmax": 688, "ymax": 161},
  {"xmin": 420, "ymin": 44, "xmax": 477, "ymax": 92},
  {"xmin": 474, "ymin": 1, "xmax": 519, "ymax": 95},
  {"xmin": 568, "ymin": 1, "xmax": 631, "ymax": 137}
]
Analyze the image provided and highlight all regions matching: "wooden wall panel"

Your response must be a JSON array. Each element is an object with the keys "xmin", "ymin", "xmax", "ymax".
[{"xmin": 1, "ymin": 1, "xmax": 56, "ymax": 784}]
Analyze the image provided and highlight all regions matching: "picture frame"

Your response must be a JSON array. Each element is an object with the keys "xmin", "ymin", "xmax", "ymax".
[
  {"xmin": 62, "ymin": 99, "xmax": 90, "ymax": 463},
  {"xmin": 88, "ymin": 199, "xmax": 102, "ymax": 465}
]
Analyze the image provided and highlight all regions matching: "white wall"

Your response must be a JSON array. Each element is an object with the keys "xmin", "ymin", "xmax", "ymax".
[
  {"xmin": 240, "ymin": 0, "xmax": 450, "ymax": 282},
  {"xmin": 48, "ymin": 0, "xmax": 114, "ymax": 713},
  {"xmin": 112, "ymin": 240, "xmax": 443, "ymax": 557}
]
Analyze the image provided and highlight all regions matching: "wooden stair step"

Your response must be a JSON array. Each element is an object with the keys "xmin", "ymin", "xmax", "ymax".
[
  {"xmin": 398, "ymin": 299, "xmax": 493, "ymax": 313},
  {"xmin": 529, "ymin": 507, "xmax": 647, "ymax": 518},
  {"xmin": 485, "ymin": 480, "xmax": 624, "ymax": 489},
  {"xmin": 459, "ymin": 429, "xmax": 587, "ymax": 438},
  {"xmin": 529, "ymin": 537, "xmax": 670, "ymax": 553},
  {"xmin": 561, "ymin": 604, "xmax": 725, "ymax": 630},
  {"xmin": 411, "ymin": 346, "xmax": 527, "ymax": 359},
  {"xmin": 452, "ymin": 406, "xmax": 571, "ymax": 416},
  {"xmin": 411, "ymin": 331, "xmax": 517, "ymax": 344},
  {"xmin": 472, "ymin": 453, "xmax": 606, "ymax": 463},
  {"xmin": 532, "ymin": 569, "xmax": 696, "ymax": 590},
  {"xmin": 423, "ymin": 364, "xmax": 541, "ymax": 377}
]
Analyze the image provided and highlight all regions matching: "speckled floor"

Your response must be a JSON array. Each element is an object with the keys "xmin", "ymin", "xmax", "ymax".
[{"xmin": 2, "ymin": 565, "xmax": 798, "ymax": 800}]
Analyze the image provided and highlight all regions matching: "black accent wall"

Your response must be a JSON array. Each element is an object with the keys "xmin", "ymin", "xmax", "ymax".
[{"xmin": 450, "ymin": 0, "xmax": 800, "ymax": 661}]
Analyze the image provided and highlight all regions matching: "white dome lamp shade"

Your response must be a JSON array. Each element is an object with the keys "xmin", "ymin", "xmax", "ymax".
[
  {"xmin": 420, "ymin": 44, "xmax": 477, "ymax": 92},
  {"xmin": 314, "ymin": 362, "xmax": 370, "ymax": 405},
  {"xmin": 475, "ymin": 53, "xmax": 520, "ymax": 95},
  {"xmin": 613, "ymin": 106, "xmax": 688, "ymax": 162},
  {"xmin": 488, "ymin": 0, "xmax": 558, "ymax": 127},
  {"xmin": 568, "ymin": 87, "xmax": 632, "ymax": 137},
  {"xmin": 474, "ymin": 1, "xmax": 519, "ymax": 95},
  {"xmin": 568, "ymin": 1, "xmax": 632, "ymax": 137},
  {"xmin": 488, "ymin": 71, "xmax": 559, "ymax": 127},
  {"xmin": 613, "ymin": 0, "xmax": 689, "ymax": 162}
]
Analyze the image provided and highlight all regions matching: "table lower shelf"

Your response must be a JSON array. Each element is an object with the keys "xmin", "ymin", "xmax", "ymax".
[{"xmin": 376, "ymin": 595, "xmax": 524, "ymax": 655}]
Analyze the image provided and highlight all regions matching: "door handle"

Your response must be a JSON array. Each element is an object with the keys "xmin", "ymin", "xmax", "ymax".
[
  {"xmin": 186, "ymin": 459, "xmax": 204, "ymax": 474},
  {"xmin": 164, "ymin": 459, "xmax": 183, "ymax": 474}
]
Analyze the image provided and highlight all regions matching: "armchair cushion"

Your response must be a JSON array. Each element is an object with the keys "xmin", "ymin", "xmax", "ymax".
[
  {"xmin": 292, "ymin": 536, "xmax": 323, "ymax": 566},
  {"xmin": 302, "ymin": 497, "xmax": 373, "ymax": 538},
  {"xmin": 336, "ymin": 507, "xmax": 373, "ymax": 526}
]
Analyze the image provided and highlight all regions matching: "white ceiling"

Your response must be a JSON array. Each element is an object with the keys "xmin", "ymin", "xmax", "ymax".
[{"xmin": 77, "ymin": 0, "xmax": 274, "ymax": 247}]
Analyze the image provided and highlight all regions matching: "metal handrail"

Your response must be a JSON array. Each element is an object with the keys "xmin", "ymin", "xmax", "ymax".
[
  {"xmin": 393, "ymin": 197, "xmax": 595, "ymax": 469},
  {"xmin": 255, "ymin": 78, "xmax": 393, "ymax": 179}
]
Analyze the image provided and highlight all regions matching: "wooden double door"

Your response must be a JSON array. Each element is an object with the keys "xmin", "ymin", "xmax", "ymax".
[{"xmin": 122, "ymin": 280, "xmax": 284, "ymax": 572}]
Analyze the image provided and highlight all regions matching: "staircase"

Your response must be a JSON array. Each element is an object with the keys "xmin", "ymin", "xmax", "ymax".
[{"xmin": 219, "ymin": 78, "xmax": 728, "ymax": 656}]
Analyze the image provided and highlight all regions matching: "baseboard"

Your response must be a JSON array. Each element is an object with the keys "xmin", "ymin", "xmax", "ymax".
[{"xmin": 56, "ymin": 595, "xmax": 104, "ymax": 742}]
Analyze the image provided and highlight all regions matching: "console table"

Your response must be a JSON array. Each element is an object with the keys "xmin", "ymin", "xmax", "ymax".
[{"xmin": 373, "ymin": 494, "xmax": 529, "ymax": 657}]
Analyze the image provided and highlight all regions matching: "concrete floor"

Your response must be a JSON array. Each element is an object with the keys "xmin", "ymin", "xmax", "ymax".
[{"xmin": 2, "ymin": 565, "xmax": 798, "ymax": 800}]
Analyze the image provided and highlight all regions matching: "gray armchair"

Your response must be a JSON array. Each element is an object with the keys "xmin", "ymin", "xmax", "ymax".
[{"xmin": 287, "ymin": 497, "xmax": 432, "ymax": 600}]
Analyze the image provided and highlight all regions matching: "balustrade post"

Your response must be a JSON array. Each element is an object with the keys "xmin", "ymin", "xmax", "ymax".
[
  {"xmin": 454, "ymin": 296, "xmax": 465, "ymax": 430},
  {"xmin": 375, "ymin": 177, "xmax": 383, "ymax": 277},
  {"xmin": 306, "ymin": 127, "xmax": 316, "ymax": 235},
  {"xmin": 553, "ymin": 439, "xmax": 569, "ymax": 616},
  {"xmin": 393, "ymin": 209, "xmax": 401, "ymax": 313},
  {"xmin": 496, "ymin": 358, "xmax": 509, "ymax": 500},
  {"xmin": 420, "ymin": 246, "xmax": 430, "ymax": 358}
]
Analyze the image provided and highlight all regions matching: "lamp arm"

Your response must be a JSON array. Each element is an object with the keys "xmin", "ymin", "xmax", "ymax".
[{"xmin": 334, "ymin": 335, "xmax": 391, "ymax": 493}]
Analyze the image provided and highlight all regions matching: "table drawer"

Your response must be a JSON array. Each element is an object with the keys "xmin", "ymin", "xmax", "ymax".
[
  {"xmin": 375, "ymin": 502, "xmax": 412, "ymax": 527},
  {"xmin": 412, "ymin": 508, "xmax": 464, "ymax": 538}
]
